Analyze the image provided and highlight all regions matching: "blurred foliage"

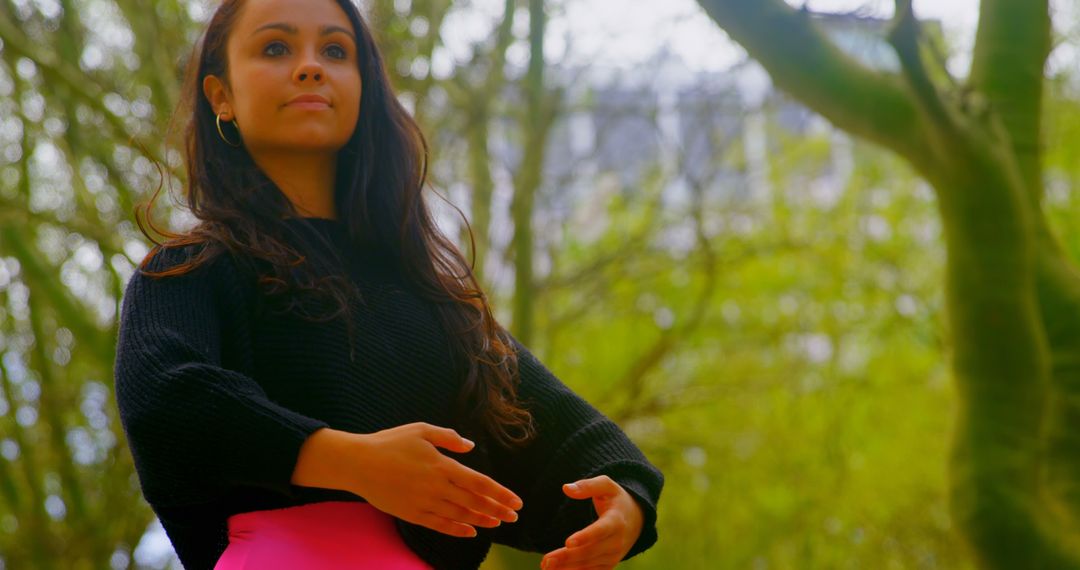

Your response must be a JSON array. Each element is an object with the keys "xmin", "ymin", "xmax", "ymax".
[
  {"xmin": 2, "ymin": 0, "xmax": 1080, "ymax": 569},
  {"xmin": 692, "ymin": 0, "xmax": 1080, "ymax": 566}
]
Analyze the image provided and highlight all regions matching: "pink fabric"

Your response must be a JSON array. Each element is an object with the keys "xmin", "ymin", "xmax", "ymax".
[{"xmin": 214, "ymin": 501, "xmax": 435, "ymax": 569}]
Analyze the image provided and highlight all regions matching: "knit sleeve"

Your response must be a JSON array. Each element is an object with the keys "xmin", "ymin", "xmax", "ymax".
[
  {"xmin": 485, "ymin": 333, "xmax": 664, "ymax": 562},
  {"xmin": 113, "ymin": 244, "xmax": 330, "ymax": 508}
]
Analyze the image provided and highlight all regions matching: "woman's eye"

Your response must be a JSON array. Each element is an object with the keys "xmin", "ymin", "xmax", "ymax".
[
  {"xmin": 264, "ymin": 42, "xmax": 288, "ymax": 56},
  {"xmin": 263, "ymin": 41, "xmax": 346, "ymax": 60},
  {"xmin": 326, "ymin": 45, "xmax": 347, "ymax": 59}
]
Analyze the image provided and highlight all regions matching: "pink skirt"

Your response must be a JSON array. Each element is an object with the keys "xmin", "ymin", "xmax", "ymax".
[{"xmin": 214, "ymin": 501, "xmax": 434, "ymax": 569}]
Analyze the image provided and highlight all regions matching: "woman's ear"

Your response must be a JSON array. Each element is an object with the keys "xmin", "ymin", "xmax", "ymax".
[{"xmin": 202, "ymin": 74, "xmax": 231, "ymax": 119}]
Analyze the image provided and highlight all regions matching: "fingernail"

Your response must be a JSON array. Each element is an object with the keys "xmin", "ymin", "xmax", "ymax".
[{"xmin": 565, "ymin": 483, "xmax": 579, "ymax": 491}]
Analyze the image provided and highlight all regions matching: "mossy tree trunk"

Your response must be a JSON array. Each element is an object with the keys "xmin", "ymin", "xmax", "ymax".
[{"xmin": 696, "ymin": 0, "xmax": 1080, "ymax": 567}]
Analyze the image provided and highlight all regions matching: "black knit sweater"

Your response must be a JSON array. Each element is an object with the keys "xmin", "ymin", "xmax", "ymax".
[{"xmin": 112, "ymin": 217, "xmax": 664, "ymax": 569}]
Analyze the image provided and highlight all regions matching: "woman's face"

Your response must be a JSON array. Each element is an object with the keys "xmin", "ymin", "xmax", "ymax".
[{"xmin": 203, "ymin": 0, "xmax": 362, "ymax": 155}]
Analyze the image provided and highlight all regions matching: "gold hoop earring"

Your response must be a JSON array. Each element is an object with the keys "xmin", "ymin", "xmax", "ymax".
[{"xmin": 216, "ymin": 113, "xmax": 241, "ymax": 147}]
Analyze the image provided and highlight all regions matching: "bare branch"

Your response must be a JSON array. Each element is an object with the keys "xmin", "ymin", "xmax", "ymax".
[
  {"xmin": 886, "ymin": 0, "xmax": 959, "ymax": 144},
  {"xmin": 696, "ymin": 0, "xmax": 926, "ymax": 163}
]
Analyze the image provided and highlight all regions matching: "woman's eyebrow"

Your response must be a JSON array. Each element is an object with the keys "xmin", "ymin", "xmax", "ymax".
[{"xmin": 252, "ymin": 22, "xmax": 356, "ymax": 43}]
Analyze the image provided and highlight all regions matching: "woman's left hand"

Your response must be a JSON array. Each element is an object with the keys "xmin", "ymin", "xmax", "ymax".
[{"xmin": 540, "ymin": 474, "xmax": 643, "ymax": 570}]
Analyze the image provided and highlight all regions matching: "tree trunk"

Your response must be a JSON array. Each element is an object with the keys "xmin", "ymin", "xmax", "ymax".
[
  {"xmin": 695, "ymin": 0, "xmax": 1080, "ymax": 566},
  {"xmin": 511, "ymin": 0, "xmax": 555, "ymax": 344}
]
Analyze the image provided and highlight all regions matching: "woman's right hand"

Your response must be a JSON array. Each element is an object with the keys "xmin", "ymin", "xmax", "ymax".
[{"xmin": 349, "ymin": 422, "xmax": 523, "ymax": 538}]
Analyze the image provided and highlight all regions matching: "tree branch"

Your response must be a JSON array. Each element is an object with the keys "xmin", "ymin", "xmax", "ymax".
[
  {"xmin": 885, "ymin": 0, "xmax": 962, "ymax": 161},
  {"xmin": 0, "ymin": 357, "xmax": 52, "ymax": 568},
  {"xmin": 0, "ymin": 226, "xmax": 115, "ymax": 358},
  {"xmin": 969, "ymin": 0, "xmax": 1051, "ymax": 196},
  {"xmin": 26, "ymin": 285, "xmax": 89, "ymax": 528},
  {"xmin": 0, "ymin": 7, "xmax": 177, "ymax": 179},
  {"xmin": 696, "ymin": 0, "xmax": 926, "ymax": 164}
]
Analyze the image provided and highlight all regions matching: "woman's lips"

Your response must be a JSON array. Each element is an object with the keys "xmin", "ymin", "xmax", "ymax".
[
  {"xmin": 287, "ymin": 101, "xmax": 331, "ymax": 110},
  {"xmin": 285, "ymin": 94, "xmax": 331, "ymax": 109}
]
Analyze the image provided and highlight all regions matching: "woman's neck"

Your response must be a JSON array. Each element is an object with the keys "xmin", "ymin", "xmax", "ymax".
[{"xmin": 252, "ymin": 150, "xmax": 338, "ymax": 220}]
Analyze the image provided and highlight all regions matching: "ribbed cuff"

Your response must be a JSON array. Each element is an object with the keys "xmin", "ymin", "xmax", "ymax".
[
  {"xmin": 523, "ymin": 419, "xmax": 663, "ymax": 558},
  {"xmin": 610, "ymin": 470, "xmax": 659, "ymax": 560}
]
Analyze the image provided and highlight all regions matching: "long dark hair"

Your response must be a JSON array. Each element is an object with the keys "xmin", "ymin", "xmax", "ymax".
[{"xmin": 135, "ymin": 0, "xmax": 536, "ymax": 451}]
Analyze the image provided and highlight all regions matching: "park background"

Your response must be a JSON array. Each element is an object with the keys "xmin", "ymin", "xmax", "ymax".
[{"xmin": 2, "ymin": 0, "xmax": 1080, "ymax": 568}]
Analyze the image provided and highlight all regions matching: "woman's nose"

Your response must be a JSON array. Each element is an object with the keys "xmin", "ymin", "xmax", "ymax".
[{"xmin": 294, "ymin": 60, "xmax": 323, "ymax": 83}]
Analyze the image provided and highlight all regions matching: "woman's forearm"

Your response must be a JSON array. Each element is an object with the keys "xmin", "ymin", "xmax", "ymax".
[{"xmin": 291, "ymin": 427, "xmax": 365, "ymax": 493}]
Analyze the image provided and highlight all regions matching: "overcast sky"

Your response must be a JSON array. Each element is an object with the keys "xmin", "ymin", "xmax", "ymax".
[
  {"xmin": 556, "ymin": 0, "xmax": 980, "ymax": 72},
  {"xmin": 418, "ymin": 0, "xmax": 1080, "ymax": 81},
  {"xmin": 550, "ymin": 0, "xmax": 1080, "ymax": 78}
]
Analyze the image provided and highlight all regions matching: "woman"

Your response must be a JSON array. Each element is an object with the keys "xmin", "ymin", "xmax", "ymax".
[{"xmin": 112, "ymin": 0, "xmax": 664, "ymax": 568}]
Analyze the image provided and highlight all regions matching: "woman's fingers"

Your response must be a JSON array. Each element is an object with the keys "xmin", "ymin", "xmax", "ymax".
[
  {"xmin": 400, "ymin": 456, "xmax": 521, "ymax": 534},
  {"xmin": 445, "ymin": 460, "xmax": 524, "ymax": 512},
  {"xmin": 412, "ymin": 510, "xmax": 479, "ymax": 538},
  {"xmin": 435, "ymin": 496, "xmax": 504, "ymax": 529},
  {"xmin": 358, "ymin": 423, "xmax": 524, "ymax": 540},
  {"xmin": 442, "ymin": 480, "xmax": 519, "ymax": 524},
  {"xmin": 566, "ymin": 523, "xmax": 618, "ymax": 550},
  {"xmin": 423, "ymin": 424, "xmax": 477, "ymax": 454}
]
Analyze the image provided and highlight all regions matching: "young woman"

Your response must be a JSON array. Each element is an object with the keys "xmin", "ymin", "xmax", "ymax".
[{"xmin": 112, "ymin": 0, "xmax": 664, "ymax": 569}]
